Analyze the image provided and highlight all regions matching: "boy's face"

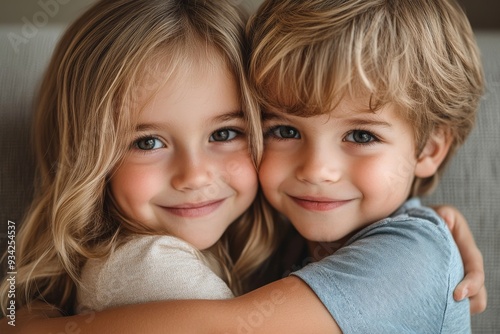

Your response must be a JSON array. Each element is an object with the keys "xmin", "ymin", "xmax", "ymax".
[{"xmin": 259, "ymin": 96, "xmax": 421, "ymax": 242}]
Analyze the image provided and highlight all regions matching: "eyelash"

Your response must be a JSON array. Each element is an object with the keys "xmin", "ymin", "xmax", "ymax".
[
  {"xmin": 343, "ymin": 129, "xmax": 380, "ymax": 146},
  {"xmin": 209, "ymin": 127, "xmax": 244, "ymax": 142},
  {"xmin": 131, "ymin": 127, "xmax": 244, "ymax": 151},
  {"xmin": 264, "ymin": 125, "xmax": 300, "ymax": 141},
  {"xmin": 264, "ymin": 125, "xmax": 381, "ymax": 146},
  {"xmin": 132, "ymin": 135, "xmax": 165, "ymax": 152}
]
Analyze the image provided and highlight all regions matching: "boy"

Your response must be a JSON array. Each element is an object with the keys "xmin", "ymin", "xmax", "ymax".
[{"xmin": 247, "ymin": 0, "xmax": 484, "ymax": 332}]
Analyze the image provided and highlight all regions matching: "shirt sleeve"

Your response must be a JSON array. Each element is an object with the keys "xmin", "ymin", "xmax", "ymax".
[
  {"xmin": 291, "ymin": 216, "xmax": 469, "ymax": 333},
  {"xmin": 77, "ymin": 235, "xmax": 234, "ymax": 312}
]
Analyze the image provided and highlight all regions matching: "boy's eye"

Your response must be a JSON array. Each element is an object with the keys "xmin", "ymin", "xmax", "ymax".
[
  {"xmin": 344, "ymin": 130, "xmax": 376, "ymax": 144},
  {"xmin": 134, "ymin": 137, "xmax": 165, "ymax": 150},
  {"xmin": 269, "ymin": 126, "xmax": 301, "ymax": 139},
  {"xmin": 210, "ymin": 129, "xmax": 239, "ymax": 142}
]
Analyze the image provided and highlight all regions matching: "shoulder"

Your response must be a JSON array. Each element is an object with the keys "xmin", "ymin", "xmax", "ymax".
[
  {"xmin": 79, "ymin": 235, "xmax": 203, "ymax": 294},
  {"xmin": 85, "ymin": 235, "xmax": 213, "ymax": 281},
  {"xmin": 353, "ymin": 198, "xmax": 454, "ymax": 255},
  {"xmin": 82, "ymin": 235, "xmax": 202, "ymax": 275},
  {"xmin": 119, "ymin": 234, "xmax": 200, "ymax": 254},
  {"xmin": 78, "ymin": 235, "xmax": 233, "ymax": 311}
]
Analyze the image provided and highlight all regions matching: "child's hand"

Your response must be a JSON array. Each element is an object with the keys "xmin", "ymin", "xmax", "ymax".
[{"xmin": 434, "ymin": 205, "xmax": 487, "ymax": 314}]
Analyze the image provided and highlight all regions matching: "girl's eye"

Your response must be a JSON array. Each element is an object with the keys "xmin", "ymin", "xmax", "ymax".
[
  {"xmin": 134, "ymin": 137, "xmax": 165, "ymax": 150},
  {"xmin": 344, "ymin": 130, "xmax": 377, "ymax": 144},
  {"xmin": 268, "ymin": 125, "xmax": 301, "ymax": 139},
  {"xmin": 210, "ymin": 129, "xmax": 239, "ymax": 142}
]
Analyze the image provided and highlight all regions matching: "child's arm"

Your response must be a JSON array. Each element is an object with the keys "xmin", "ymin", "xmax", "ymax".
[
  {"xmin": 7, "ymin": 277, "xmax": 341, "ymax": 334},
  {"xmin": 3, "ymin": 206, "xmax": 487, "ymax": 332},
  {"xmin": 8, "ymin": 215, "xmax": 481, "ymax": 334},
  {"xmin": 434, "ymin": 205, "xmax": 487, "ymax": 314},
  {"xmin": 0, "ymin": 301, "xmax": 61, "ymax": 333}
]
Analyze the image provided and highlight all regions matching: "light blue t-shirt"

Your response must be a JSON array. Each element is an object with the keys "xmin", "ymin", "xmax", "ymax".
[{"xmin": 292, "ymin": 198, "xmax": 470, "ymax": 333}]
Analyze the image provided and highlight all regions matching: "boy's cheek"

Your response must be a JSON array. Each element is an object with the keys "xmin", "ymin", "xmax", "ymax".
[
  {"xmin": 258, "ymin": 165, "xmax": 277, "ymax": 193},
  {"xmin": 258, "ymin": 156, "xmax": 286, "ymax": 198},
  {"xmin": 357, "ymin": 161, "xmax": 414, "ymax": 218},
  {"xmin": 259, "ymin": 156, "xmax": 285, "ymax": 189}
]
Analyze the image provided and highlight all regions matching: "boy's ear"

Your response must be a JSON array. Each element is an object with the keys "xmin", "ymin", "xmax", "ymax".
[{"xmin": 414, "ymin": 129, "xmax": 452, "ymax": 178}]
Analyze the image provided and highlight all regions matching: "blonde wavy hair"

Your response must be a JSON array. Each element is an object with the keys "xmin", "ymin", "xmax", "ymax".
[
  {"xmin": 1, "ymin": 0, "xmax": 276, "ymax": 315},
  {"xmin": 248, "ymin": 0, "xmax": 484, "ymax": 195}
]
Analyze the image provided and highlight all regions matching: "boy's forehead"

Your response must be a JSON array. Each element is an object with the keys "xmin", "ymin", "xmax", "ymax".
[{"xmin": 262, "ymin": 93, "xmax": 384, "ymax": 119}]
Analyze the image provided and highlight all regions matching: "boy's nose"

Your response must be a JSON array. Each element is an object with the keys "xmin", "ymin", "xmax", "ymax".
[{"xmin": 295, "ymin": 146, "xmax": 342, "ymax": 184}]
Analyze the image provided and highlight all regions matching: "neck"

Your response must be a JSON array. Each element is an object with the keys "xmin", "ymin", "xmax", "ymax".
[{"xmin": 306, "ymin": 237, "xmax": 349, "ymax": 262}]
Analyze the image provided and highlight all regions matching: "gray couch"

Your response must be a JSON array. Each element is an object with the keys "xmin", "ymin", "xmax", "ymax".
[{"xmin": 0, "ymin": 26, "xmax": 498, "ymax": 332}]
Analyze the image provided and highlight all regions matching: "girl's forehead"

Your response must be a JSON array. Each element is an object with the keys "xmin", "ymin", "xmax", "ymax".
[
  {"xmin": 137, "ymin": 45, "xmax": 232, "ymax": 90},
  {"xmin": 132, "ymin": 58, "xmax": 240, "ymax": 122},
  {"xmin": 130, "ymin": 50, "xmax": 234, "ymax": 110}
]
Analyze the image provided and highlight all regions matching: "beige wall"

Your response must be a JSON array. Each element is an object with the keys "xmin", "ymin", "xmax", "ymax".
[
  {"xmin": 1, "ymin": 0, "xmax": 497, "ymax": 28},
  {"xmin": 0, "ymin": 0, "xmax": 264, "ymax": 25},
  {"xmin": 0, "ymin": 0, "xmax": 98, "ymax": 24},
  {"xmin": 457, "ymin": 0, "xmax": 500, "ymax": 29}
]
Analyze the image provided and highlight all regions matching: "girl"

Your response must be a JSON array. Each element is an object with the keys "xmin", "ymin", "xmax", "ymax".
[{"xmin": 0, "ymin": 0, "xmax": 276, "ymax": 315}]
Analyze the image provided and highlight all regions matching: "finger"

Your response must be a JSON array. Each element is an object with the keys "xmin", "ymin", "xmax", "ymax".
[
  {"xmin": 453, "ymin": 271, "xmax": 484, "ymax": 301},
  {"xmin": 469, "ymin": 285, "xmax": 488, "ymax": 315}
]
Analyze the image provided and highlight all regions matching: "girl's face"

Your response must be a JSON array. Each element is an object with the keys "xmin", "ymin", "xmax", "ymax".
[{"xmin": 110, "ymin": 59, "xmax": 258, "ymax": 250}]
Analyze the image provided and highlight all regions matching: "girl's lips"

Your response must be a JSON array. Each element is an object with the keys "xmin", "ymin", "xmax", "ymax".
[
  {"xmin": 162, "ymin": 199, "xmax": 225, "ymax": 218},
  {"xmin": 290, "ymin": 196, "xmax": 351, "ymax": 211}
]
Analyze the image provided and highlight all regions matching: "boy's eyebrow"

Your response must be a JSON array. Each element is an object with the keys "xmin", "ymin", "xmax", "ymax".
[
  {"xmin": 343, "ymin": 118, "xmax": 392, "ymax": 128},
  {"xmin": 261, "ymin": 110, "xmax": 289, "ymax": 122},
  {"xmin": 261, "ymin": 110, "xmax": 392, "ymax": 128},
  {"xmin": 134, "ymin": 110, "xmax": 244, "ymax": 132}
]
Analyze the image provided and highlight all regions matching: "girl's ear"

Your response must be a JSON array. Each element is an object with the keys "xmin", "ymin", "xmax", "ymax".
[{"xmin": 415, "ymin": 129, "xmax": 452, "ymax": 178}]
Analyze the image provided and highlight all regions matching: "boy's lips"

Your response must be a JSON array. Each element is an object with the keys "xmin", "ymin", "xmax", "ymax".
[
  {"xmin": 161, "ymin": 199, "xmax": 226, "ymax": 218},
  {"xmin": 289, "ymin": 196, "xmax": 351, "ymax": 211}
]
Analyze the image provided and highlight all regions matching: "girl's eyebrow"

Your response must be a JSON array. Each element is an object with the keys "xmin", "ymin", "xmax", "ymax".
[
  {"xmin": 134, "ymin": 110, "xmax": 244, "ymax": 132},
  {"xmin": 135, "ymin": 123, "xmax": 163, "ymax": 132},
  {"xmin": 210, "ymin": 110, "xmax": 245, "ymax": 124}
]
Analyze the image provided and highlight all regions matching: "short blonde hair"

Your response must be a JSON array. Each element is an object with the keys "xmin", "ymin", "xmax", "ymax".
[
  {"xmin": 248, "ymin": 0, "xmax": 484, "ymax": 195},
  {"xmin": 1, "ymin": 0, "xmax": 276, "ymax": 315}
]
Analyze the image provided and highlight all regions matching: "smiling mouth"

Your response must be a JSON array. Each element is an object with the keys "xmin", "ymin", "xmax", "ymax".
[
  {"xmin": 162, "ymin": 199, "xmax": 225, "ymax": 218},
  {"xmin": 290, "ymin": 196, "xmax": 351, "ymax": 212}
]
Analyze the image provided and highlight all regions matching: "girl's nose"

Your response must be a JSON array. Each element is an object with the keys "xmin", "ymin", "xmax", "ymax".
[{"xmin": 170, "ymin": 151, "xmax": 214, "ymax": 192}]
